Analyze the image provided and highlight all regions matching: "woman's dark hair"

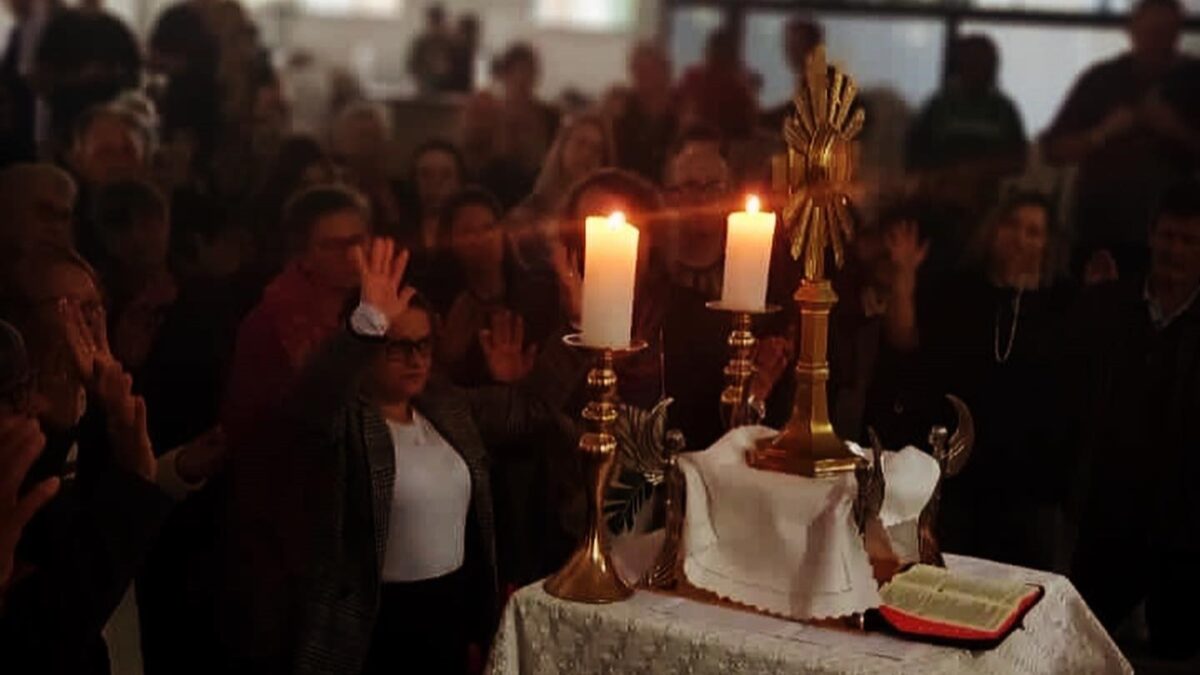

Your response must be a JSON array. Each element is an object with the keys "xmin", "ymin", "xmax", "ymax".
[
  {"xmin": 93, "ymin": 178, "xmax": 169, "ymax": 237},
  {"xmin": 283, "ymin": 184, "xmax": 370, "ymax": 253}
]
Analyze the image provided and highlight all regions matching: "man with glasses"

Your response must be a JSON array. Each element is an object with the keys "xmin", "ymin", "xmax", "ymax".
[{"xmin": 659, "ymin": 126, "xmax": 792, "ymax": 450}]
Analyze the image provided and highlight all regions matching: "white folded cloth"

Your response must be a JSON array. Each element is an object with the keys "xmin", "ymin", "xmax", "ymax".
[{"xmin": 678, "ymin": 426, "xmax": 881, "ymax": 620}]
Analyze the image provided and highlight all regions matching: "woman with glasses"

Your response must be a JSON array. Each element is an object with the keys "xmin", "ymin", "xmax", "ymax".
[{"xmin": 290, "ymin": 238, "xmax": 583, "ymax": 675}]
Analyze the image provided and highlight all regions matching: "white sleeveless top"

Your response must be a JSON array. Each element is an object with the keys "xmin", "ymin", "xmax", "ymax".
[{"xmin": 380, "ymin": 412, "xmax": 472, "ymax": 582}]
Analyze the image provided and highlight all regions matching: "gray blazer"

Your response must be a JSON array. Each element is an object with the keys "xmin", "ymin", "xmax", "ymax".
[{"xmin": 290, "ymin": 326, "xmax": 581, "ymax": 675}]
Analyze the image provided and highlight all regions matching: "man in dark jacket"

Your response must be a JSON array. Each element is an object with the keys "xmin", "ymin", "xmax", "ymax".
[{"xmin": 1071, "ymin": 179, "xmax": 1200, "ymax": 659}]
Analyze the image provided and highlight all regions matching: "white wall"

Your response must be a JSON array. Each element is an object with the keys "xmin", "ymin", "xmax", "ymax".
[{"xmin": 257, "ymin": 0, "xmax": 661, "ymax": 98}]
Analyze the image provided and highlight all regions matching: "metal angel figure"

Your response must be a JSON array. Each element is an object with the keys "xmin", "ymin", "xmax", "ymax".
[
  {"xmin": 604, "ymin": 398, "xmax": 686, "ymax": 534},
  {"xmin": 853, "ymin": 429, "xmax": 887, "ymax": 536},
  {"xmin": 602, "ymin": 398, "xmax": 689, "ymax": 589},
  {"xmin": 918, "ymin": 395, "xmax": 976, "ymax": 566},
  {"xmin": 782, "ymin": 45, "xmax": 865, "ymax": 280}
]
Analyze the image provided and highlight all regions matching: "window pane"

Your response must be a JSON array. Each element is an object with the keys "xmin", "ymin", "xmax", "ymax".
[
  {"xmin": 745, "ymin": 13, "xmax": 946, "ymax": 112},
  {"xmin": 959, "ymin": 22, "xmax": 1128, "ymax": 133},
  {"xmin": 669, "ymin": 7, "xmax": 724, "ymax": 79},
  {"xmin": 295, "ymin": 0, "xmax": 404, "ymax": 17},
  {"xmin": 535, "ymin": 0, "xmax": 635, "ymax": 31}
]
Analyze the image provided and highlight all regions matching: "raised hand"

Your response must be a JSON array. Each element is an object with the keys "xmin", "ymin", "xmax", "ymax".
[
  {"xmin": 57, "ymin": 298, "xmax": 108, "ymax": 382},
  {"xmin": 550, "ymin": 243, "xmax": 583, "ymax": 327},
  {"xmin": 480, "ymin": 310, "xmax": 538, "ymax": 384},
  {"xmin": 883, "ymin": 220, "xmax": 929, "ymax": 279},
  {"xmin": 0, "ymin": 415, "xmax": 61, "ymax": 587},
  {"xmin": 92, "ymin": 357, "xmax": 155, "ymax": 483},
  {"xmin": 352, "ymin": 237, "xmax": 415, "ymax": 322}
]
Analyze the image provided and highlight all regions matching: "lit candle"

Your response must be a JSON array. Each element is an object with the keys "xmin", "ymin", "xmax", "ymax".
[
  {"xmin": 581, "ymin": 212, "xmax": 640, "ymax": 348},
  {"xmin": 721, "ymin": 195, "xmax": 777, "ymax": 311}
]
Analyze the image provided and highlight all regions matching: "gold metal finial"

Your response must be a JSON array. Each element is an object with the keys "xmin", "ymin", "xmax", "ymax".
[
  {"xmin": 780, "ymin": 45, "xmax": 864, "ymax": 280},
  {"xmin": 749, "ymin": 45, "xmax": 865, "ymax": 478}
]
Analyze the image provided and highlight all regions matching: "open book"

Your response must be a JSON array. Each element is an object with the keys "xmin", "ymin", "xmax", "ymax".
[{"xmin": 877, "ymin": 564, "xmax": 1043, "ymax": 646}]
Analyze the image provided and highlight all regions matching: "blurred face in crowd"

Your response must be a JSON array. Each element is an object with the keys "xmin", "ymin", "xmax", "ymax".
[
  {"xmin": 448, "ymin": 203, "xmax": 504, "ymax": 275},
  {"xmin": 501, "ymin": 57, "xmax": 538, "ymax": 101},
  {"xmin": 1129, "ymin": 2, "xmax": 1182, "ymax": 68},
  {"xmin": 1150, "ymin": 213, "xmax": 1200, "ymax": 293},
  {"xmin": 630, "ymin": 45, "xmax": 671, "ymax": 97},
  {"xmin": 990, "ymin": 202, "xmax": 1049, "ymax": 287},
  {"xmin": 106, "ymin": 215, "xmax": 171, "ymax": 274},
  {"xmin": 26, "ymin": 263, "xmax": 106, "ymax": 430},
  {"xmin": 2, "ymin": 170, "xmax": 77, "ymax": 249},
  {"xmin": 335, "ymin": 109, "xmax": 390, "ymax": 169},
  {"xmin": 73, "ymin": 115, "xmax": 146, "ymax": 187},
  {"xmin": 665, "ymin": 143, "xmax": 731, "ymax": 241},
  {"xmin": 561, "ymin": 122, "xmax": 606, "ymax": 183},
  {"xmin": 414, "ymin": 148, "xmax": 461, "ymax": 214},
  {"xmin": 371, "ymin": 306, "xmax": 434, "ymax": 404},
  {"xmin": 301, "ymin": 209, "xmax": 369, "ymax": 291}
]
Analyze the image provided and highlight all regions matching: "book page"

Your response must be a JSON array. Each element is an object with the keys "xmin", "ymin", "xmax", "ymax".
[{"xmin": 880, "ymin": 565, "xmax": 1035, "ymax": 633}]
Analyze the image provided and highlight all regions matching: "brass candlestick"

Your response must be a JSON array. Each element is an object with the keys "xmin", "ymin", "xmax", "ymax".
[
  {"xmin": 545, "ymin": 335, "xmax": 646, "ymax": 603},
  {"xmin": 706, "ymin": 301, "xmax": 780, "ymax": 430},
  {"xmin": 747, "ymin": 45, "xmax": 866, "ymax": 478}
]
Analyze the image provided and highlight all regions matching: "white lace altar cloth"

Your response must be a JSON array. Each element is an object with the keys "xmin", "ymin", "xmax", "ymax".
[
  {"xmin": 487, "ymin": 555, "xmax": 1131, "ymax": 675},
  {"xmin": 677, "ymin": 425, "xmax": 880, "ymax": 619}
]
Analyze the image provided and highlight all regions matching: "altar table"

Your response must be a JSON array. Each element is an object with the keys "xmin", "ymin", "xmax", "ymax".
[{"xmin": 487, "ymin": 554, "xmax": 1130, "ymax": 675}]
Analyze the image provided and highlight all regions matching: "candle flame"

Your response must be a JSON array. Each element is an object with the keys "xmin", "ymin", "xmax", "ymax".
[
  {"xmin": 746, "ymin": 195, "xmax": 761, "ymax": 213},
  {"xmin": 607, "ymin": 211, "xmax": 627, "ymax": 228}
]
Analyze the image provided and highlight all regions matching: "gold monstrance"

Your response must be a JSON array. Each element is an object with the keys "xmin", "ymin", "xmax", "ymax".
[{"xmin": 747, "ymin": 46, "xmax": 865, "ymax": 477}]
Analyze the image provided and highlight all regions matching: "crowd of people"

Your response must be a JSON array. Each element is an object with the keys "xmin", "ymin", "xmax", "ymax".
[{"xmin": 0, "ymin": 0, "xmax": 1197, "ymax": 673}]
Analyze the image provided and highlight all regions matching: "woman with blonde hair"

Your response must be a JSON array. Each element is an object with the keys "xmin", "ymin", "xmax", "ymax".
[{"xmin": 505, "ymin": 112, "xmax": 616, "ymax": 271}]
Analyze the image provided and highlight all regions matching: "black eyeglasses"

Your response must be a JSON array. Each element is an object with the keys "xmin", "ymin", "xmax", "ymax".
[{"xmin": 384, "ymin": 335, "xmax": 434, "ymax": 360}]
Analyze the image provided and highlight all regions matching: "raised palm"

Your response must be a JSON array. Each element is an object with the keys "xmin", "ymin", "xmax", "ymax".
[
  {"xmin": 353, "ymin": 237, "xmax": 414, "ymax": 322},
  {"xmin": 884, "ymin": 220, "xmax": 929, "ymax": 276},
  {"xmin": 481, "ymin": 310, "xmax": 537, "ymax": 384}
]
